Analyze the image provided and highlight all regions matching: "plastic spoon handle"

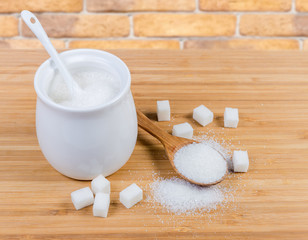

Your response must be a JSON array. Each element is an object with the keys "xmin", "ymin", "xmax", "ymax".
[{"xmin": 21, "ymin": 10, "xmax": 78, "ymax": 96}]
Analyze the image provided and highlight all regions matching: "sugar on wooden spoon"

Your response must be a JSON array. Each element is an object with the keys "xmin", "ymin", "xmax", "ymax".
[{"xmin": 137, "ymin": 109, "xmax": 228, "ymax": 186}]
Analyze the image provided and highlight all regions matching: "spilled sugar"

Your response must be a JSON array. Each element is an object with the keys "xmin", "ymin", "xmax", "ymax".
[
  {"xmin": 150, "ymin": 177, "xmax": 225, "ymax": 214},
  {"xmin": 147, "ymin": 137, "xmax": 236, "ymax": 215},
  {"xmin": 174, "ymin": 142, "xmax": 227, "ymax": 184}
]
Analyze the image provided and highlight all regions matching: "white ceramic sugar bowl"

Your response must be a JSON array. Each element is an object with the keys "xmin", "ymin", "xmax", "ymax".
[{"xmin": 34, "ymin": 49, "xmax": 137, "ymax": 180}]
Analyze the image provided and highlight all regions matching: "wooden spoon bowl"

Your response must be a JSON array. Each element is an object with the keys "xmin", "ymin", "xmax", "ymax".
[{"xmin": 137, "ymin": 109, "xmax": 227, "ymax": 186}]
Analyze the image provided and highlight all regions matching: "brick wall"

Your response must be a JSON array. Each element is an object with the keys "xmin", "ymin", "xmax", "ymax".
[{"xmin": 0, "ymin": 0, "xmax": 308, "ymax": 50}]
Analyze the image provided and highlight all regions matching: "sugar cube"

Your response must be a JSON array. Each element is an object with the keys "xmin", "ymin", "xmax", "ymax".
[
  {"xmin": 120, "ymin": 183, "xmax": 143, "ymax": 209},
  {"xmin": 91, "ymin": 174, "xmax": 110, "ymax": 195},
  {"xmin": 172, "ymin": 122, "xmax": 193, "ymax": 139},
  {"xmin": 233, "ymin": 150, "xmax": 249, "ymax": 172},
  {"xmin": 71, "ymin": 187, "xmax": 94, "ymax": 210},
  {"xmin": 93, "ymin": 193, "xmax": 110, "ymax": 218},
  {"xmin": 224, "ymin": 107, "xmax": 239, "ymax": 128},
  {"xmin": 157, "ymin": 100, "xmax": 170, "ymax": 121},
  {"xmin": 193, "ymin": 105, "xmax": 214, "ymax": 127}
]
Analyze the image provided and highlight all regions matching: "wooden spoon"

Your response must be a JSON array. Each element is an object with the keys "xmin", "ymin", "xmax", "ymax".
[{"xmin": 137, "ymin": 109, "xmax": 227, "ymax": 186}]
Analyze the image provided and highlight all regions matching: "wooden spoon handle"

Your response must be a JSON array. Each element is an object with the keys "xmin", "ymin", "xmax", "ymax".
[{"xmin": 136, "ymin": 109, "xmax": 173, "ymax": 146}]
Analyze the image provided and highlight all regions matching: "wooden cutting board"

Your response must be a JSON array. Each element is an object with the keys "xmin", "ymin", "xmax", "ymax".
[{"xmin": 0, "ymin": 49, "xmax": 308, "ymax": 239}]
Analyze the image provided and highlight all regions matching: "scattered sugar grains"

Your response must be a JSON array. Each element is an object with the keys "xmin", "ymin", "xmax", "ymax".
[
  {"xmin": 147, "ymin": 137, "xmax": 236, "ymax": 215},
  {"xmin": 174, "ymin": 142, "xmax": 227, "ymax": 184},
  {"xmin": 150, "ymin": 177, "xmax": 224, "ymax": 214}
]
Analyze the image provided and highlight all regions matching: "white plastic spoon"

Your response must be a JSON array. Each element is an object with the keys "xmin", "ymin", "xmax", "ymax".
[{"xmin": 21, "ymin": 10, "xmax": 81, "ymax": 96}]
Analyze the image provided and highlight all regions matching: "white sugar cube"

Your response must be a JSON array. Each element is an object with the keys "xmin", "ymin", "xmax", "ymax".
[
  {"xmin": 157, "ymin": 100, "xmax": 170, "ymax": 121},
  {"xmin": 93, "ymin": 193, "xmax": 110, "ymax": 218},
  {"xmin": 193, "ymin": 105, "xmax": 214, "ymax": 127},
  {"xmin": 172, "ymin": 122, "xmax": 193, "ymax": 139},
  {"xmin": 71, "ymin": 187, "xmax": 94, "ymax": 210},
  {"xmin": 233, "ymin": 150, "xmax": 249, "ymax": 172},
  {"xmin": 91, "ymin": 174, "xmax": 110, "ymax": 194},
  {"xmin": 120, "ymin": 183, "xmax": 143, "ymax": 209},
  {"xmin": 224, "ymin": 107, "xmax": 239, "ymax": 128}
]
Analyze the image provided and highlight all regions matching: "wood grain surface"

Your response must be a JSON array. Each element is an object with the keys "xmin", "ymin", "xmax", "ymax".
[{"xmin": 0, "ymin": 49, "xmax": 308, "ymax": 239}]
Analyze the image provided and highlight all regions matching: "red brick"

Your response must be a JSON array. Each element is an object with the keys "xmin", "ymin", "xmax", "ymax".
[
  {"xmin": 184, "ymin": 39, "xmax": 299, "ymax": 50},
  {"xmin": 69, "ymin": 40, "xmax": 180, "ymax": 49},
  {"xmin": 134, "ymin": 14, "xmax": 236, "ymax": 37},
  {"xmin": 87, "ymin": 0, "xmax": 195, "ymax": 12},
  {"xmin": 0, "ymin": 16, "xmax": 18, "ymax": 37},
  {"xmin": 200, "ymin": 0, "xmax": 291, "ymax": 11},
  {"xmin": 22, "ymin": 15, "xmax": 130, "ymax": 38},
  {"xmin": 240, "ymin": 15, "xmax": 308, "ymax": 36},
  {"xmin": 0, "ymin": 0, "xmax": 82, "ymax": 13}
]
